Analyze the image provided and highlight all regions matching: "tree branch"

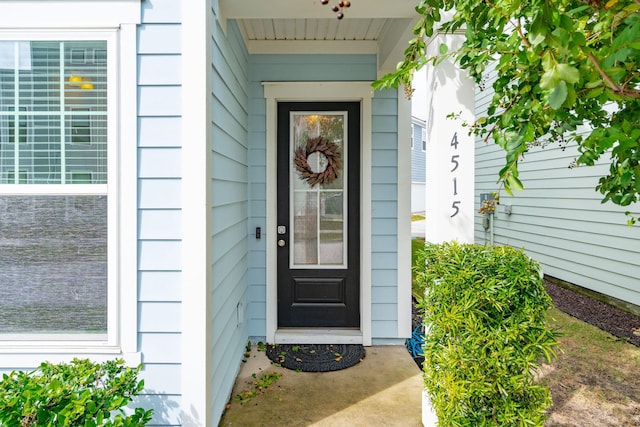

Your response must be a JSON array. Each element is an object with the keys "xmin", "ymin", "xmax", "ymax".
[
  {"xmin": 588, "ymin": 52, "xmax": 640, "ymax": 99},
  {"xmin": 484, "ymin": 0, "xmax": 532, "ymax": 49}
]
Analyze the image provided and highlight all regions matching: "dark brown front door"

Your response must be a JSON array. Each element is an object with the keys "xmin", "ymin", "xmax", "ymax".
[{"xmin": 277, "ymin": 102, "xmax": 360, "ymax": 328}]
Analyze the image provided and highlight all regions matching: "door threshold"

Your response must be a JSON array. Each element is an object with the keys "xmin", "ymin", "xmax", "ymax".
[{"xmin": 274, "ymin": 328, "xmax": 363, "ymax": 345}]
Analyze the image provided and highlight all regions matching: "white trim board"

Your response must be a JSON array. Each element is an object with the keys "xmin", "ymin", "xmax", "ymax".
[
  {"xmin": 0, "ymin": 1, "xmax": 140, "ymax": 27},
  {"xmin": 263, "ymin": 81, "xmax": 373, "ymax": 346},
  {"xmin": 397, "ymin": 94, "xmax": 412, "ymax": 338},
  {"xmin": 181, "ymin": 1, "xmax": 213, "ymax": 426}
]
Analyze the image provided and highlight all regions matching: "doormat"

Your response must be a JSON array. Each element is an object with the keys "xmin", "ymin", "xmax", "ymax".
[{"xmin": 265, "ymin": 344, "xmax": 365, "ymax": 372}]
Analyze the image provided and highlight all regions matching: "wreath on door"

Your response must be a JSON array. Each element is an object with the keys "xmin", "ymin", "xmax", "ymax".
[{"xmin": 294, "ymin": 136, "xmax": 342, "ymax": 187}]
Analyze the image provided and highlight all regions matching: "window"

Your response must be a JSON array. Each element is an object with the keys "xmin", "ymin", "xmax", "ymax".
[
  {"xmin": 0, "ymin": 0, "xmax": 139, "ymax": 366},
  {"xmin": 0, "ymin": 39, "xmax": 109, "ymax": 340},
  {"xmin": 421, "ymin": 127, "xmax": 426, "ymax": 152}
]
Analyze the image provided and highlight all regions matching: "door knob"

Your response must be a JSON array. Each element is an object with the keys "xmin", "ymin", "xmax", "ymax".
[{"xmin": 278, "ymin": 239, "xmax": 286, "ymax": 247}]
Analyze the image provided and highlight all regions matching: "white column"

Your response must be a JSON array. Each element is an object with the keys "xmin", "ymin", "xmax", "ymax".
[
  {"xmin": 424, "ymin": 28, "xmax": 475, "ymax": 244},
  {"xmin": 181, "ymin": 0, "xmax": 212, "ymax": 425}
]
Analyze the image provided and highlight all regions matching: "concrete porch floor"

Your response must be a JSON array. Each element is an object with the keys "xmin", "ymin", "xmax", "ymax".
[{"xmin": 219, "ymin": 345, "xmax": 423, "ymax": 426}]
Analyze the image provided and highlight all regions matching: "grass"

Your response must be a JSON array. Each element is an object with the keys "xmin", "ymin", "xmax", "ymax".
[{"xmin": 543, "ymin": 307, "xmax": 640, "ymax": 426}]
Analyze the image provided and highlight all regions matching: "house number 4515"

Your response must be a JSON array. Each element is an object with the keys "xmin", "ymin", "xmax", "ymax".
[{"xmin": 450, "ymin": 132, "xmax": 461, "ymax": 218}]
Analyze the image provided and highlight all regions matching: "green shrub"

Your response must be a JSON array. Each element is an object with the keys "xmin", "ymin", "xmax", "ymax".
[
  {"xmin": 416, "ymin": 242, "xmax": 558, "ymax": 426},
  {"xmin": 0, "ymin": 358, "xmax": 153, "ymax": 427}
]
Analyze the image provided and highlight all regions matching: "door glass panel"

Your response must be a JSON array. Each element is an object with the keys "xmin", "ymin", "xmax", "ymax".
[{"xmin": 290, "ymin": 112, "xmax": 347, "ymax": 268}]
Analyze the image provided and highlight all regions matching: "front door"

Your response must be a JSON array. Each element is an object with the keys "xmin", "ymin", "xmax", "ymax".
[{"xmin": 277, "ymin": 102, "xmax": 360, "ymax": 328}]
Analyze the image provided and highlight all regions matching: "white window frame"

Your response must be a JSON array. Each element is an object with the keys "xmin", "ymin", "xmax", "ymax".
[{"xmin": 0, "ymin": 0, "xmax": 140, "ymax": 366}]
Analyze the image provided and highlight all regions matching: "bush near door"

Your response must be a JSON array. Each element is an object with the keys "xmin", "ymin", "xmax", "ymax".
[{"xmin": 414, "ymin": 242, "xmax": 558, "ymax": 426}]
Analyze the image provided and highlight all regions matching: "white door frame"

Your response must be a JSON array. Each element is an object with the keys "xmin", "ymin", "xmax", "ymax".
[{"xmin": 263, "ymin": 81, "xmax": 373, "ymax": 346}]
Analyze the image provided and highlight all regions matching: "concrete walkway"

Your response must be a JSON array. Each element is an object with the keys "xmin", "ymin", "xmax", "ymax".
[{"xmin": 220, "ymin": 345, "xmax": 423, "ymax": 426}]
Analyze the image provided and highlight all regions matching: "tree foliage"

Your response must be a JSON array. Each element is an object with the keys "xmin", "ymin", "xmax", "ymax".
[{"xmin": 373, "ymin": 0, "xmax": 640, "ymax": 219}]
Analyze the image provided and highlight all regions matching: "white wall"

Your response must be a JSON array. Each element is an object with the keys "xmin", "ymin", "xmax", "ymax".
[{"xmin": 423, "ymin": 31, "xmax": 475, "ymax": 244}]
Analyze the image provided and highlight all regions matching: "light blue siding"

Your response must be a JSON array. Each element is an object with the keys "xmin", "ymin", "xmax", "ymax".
[
  {"xmin": 137, "ymin": 24, "xmax": 181, "ymax": 54},
  {"xmin": 136, "ymin": 2, "xmax": 184, "ymax": 426},
  {"xmin": 138, "ymin": 179, "xmax": 181, "ymax": 209},
  {"xmin": 138, "ymin": 86, "xmax": 182, "ymax": 116},
  {"xmin": 474, "ymin": 69, "xmax": 640, "ymax": 308},
  {"xmin": 138, "ymin": 241, "xmax": 181, "ymax": 271},
  {"xmin": 139, "ymin": 210, "xmax": 182, "ymax": 240},
  {"xmin": 139, "ymin": 271, "xmax": 182, "ymax": 301},
  {"xmin": 140, "ymin": 364, "xmax": 181, "ymax": 395},
  {"xmin": 209, "ymin": 13, "xmax": 250, "ymax": 424},
  {"xmin": 139, "ymin": 148, "xmax": 182, "ymax": 177},
  {"xmin": 138, "ymin": 117, "xmax": 182, "ymax": 147},
  {"xmin": 411, "ymin": 122, "xmax": 426, "ymax": 182},
  {"xmin": 141, "ymin": 0, "xmax": 182, "ymax": 24},
  {"xmin": 138, "ymin": 55, "xmax": 182, "ymax": 85},
  {"xmin": 139, "ymin": 303, "xmax": 182, "ymax": 333},
  {"xmin": 371, "ymin": 89, "xmax": 400, "ymax": 342}
]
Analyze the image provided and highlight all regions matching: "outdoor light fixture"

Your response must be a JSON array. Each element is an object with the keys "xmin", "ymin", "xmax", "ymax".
[{"xmin": 320, "ymin": 0, "xmax": 351, "ymax": 19}]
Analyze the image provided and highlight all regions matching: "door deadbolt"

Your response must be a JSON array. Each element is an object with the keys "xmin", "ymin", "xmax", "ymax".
[{"xmin": 278, "ymin": 239, "xmax": 286, "ymax": 247}]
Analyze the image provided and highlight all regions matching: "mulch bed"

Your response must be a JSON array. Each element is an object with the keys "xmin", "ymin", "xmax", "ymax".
[{"xmin": 545, "ymin": 280, "xmax": 640, "ymax": 347}]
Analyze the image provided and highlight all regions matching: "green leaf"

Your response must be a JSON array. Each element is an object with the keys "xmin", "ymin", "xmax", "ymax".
[
  {"xmin": 555, "ymin": 64, "xmax": 580, "ymax": 84},
  {"xmin": 439, "ymin": 43, "xmax": 449, "ymax": 55},
  {"xmin": 549, "ymin": 81, "xmax": 568, "ymax": 109},
  {"xmin": 506, "ymin": 173, "xmax": 524, "ymax": 192},
  {"xmin": 540, "ymin": 69, "xmax": 557, "ymax": 90},
  {"xmin": 528, "ymin": 16, "xmax": 546, "ymax": 46},
  {"xmin": 585, "ymin": 87, "xmax": 604, "ymax": 98}
]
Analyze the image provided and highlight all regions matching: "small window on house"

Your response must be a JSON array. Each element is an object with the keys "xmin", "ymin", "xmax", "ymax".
[
  {"xmin": 0, "ymin": 39, "xmax": 109, "ymax": 339},
  {"xmin": 421, "ymin": 127, "xmax": 426, "ymax": 152}
]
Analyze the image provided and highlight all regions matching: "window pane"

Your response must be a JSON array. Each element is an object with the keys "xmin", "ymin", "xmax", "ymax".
[
  {"xmin": 291, "ymin": 112, "xmax": 347, "ymax": 267},
  {"xmin": 319, "ymin": 192, "xmax": 344, "ymax": 264},
  {"xmin": 293, "ymin": 192, "xmax": 318, "ymax": 265},
  {"xmin": 0, "ymin": 195, "xmax": 107, "ymax": 335},
  {"xmin": 0, "ymin": 41, "xmax": 107, "ymax": 184}
]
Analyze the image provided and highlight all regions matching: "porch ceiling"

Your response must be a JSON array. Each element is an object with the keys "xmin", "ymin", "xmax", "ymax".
[{"xmin": 219, "ymin": 0, "xmax": 419, "ymax": 74}]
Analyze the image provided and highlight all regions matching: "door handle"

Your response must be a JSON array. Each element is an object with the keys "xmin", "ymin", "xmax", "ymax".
[{"xmin": 278, "ymin": 239, "xmax": 286, "ymax": 247}]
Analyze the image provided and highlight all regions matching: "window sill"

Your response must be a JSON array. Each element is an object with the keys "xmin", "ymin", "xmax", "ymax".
[{"xmin": 0, "ymin": 348, "xmax": 141, "ymax": 368}]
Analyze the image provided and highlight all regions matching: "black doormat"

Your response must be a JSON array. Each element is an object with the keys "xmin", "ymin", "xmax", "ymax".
[{"xmin": 266, "ymin": 344, "xmax": 365, "ymax": 372}]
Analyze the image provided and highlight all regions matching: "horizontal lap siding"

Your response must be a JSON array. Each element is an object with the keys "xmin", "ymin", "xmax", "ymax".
[
  {"xmin": 371, "ymin": 89, "xmax": 399, "ymax": 340},
  {"xmin": 137, "ymin": 1, "xmax": 183, "ymax": 425},
  {"xmin": 210, "ymin": 14, "xmax": 250, "ymax": 424},
  {"xmin": 474, "ymin": 75, "xmax": 640, "ymax": 307},
  {"xmin": 411, "ymin": 122, "xmax": 426, "ymax": 182}
]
